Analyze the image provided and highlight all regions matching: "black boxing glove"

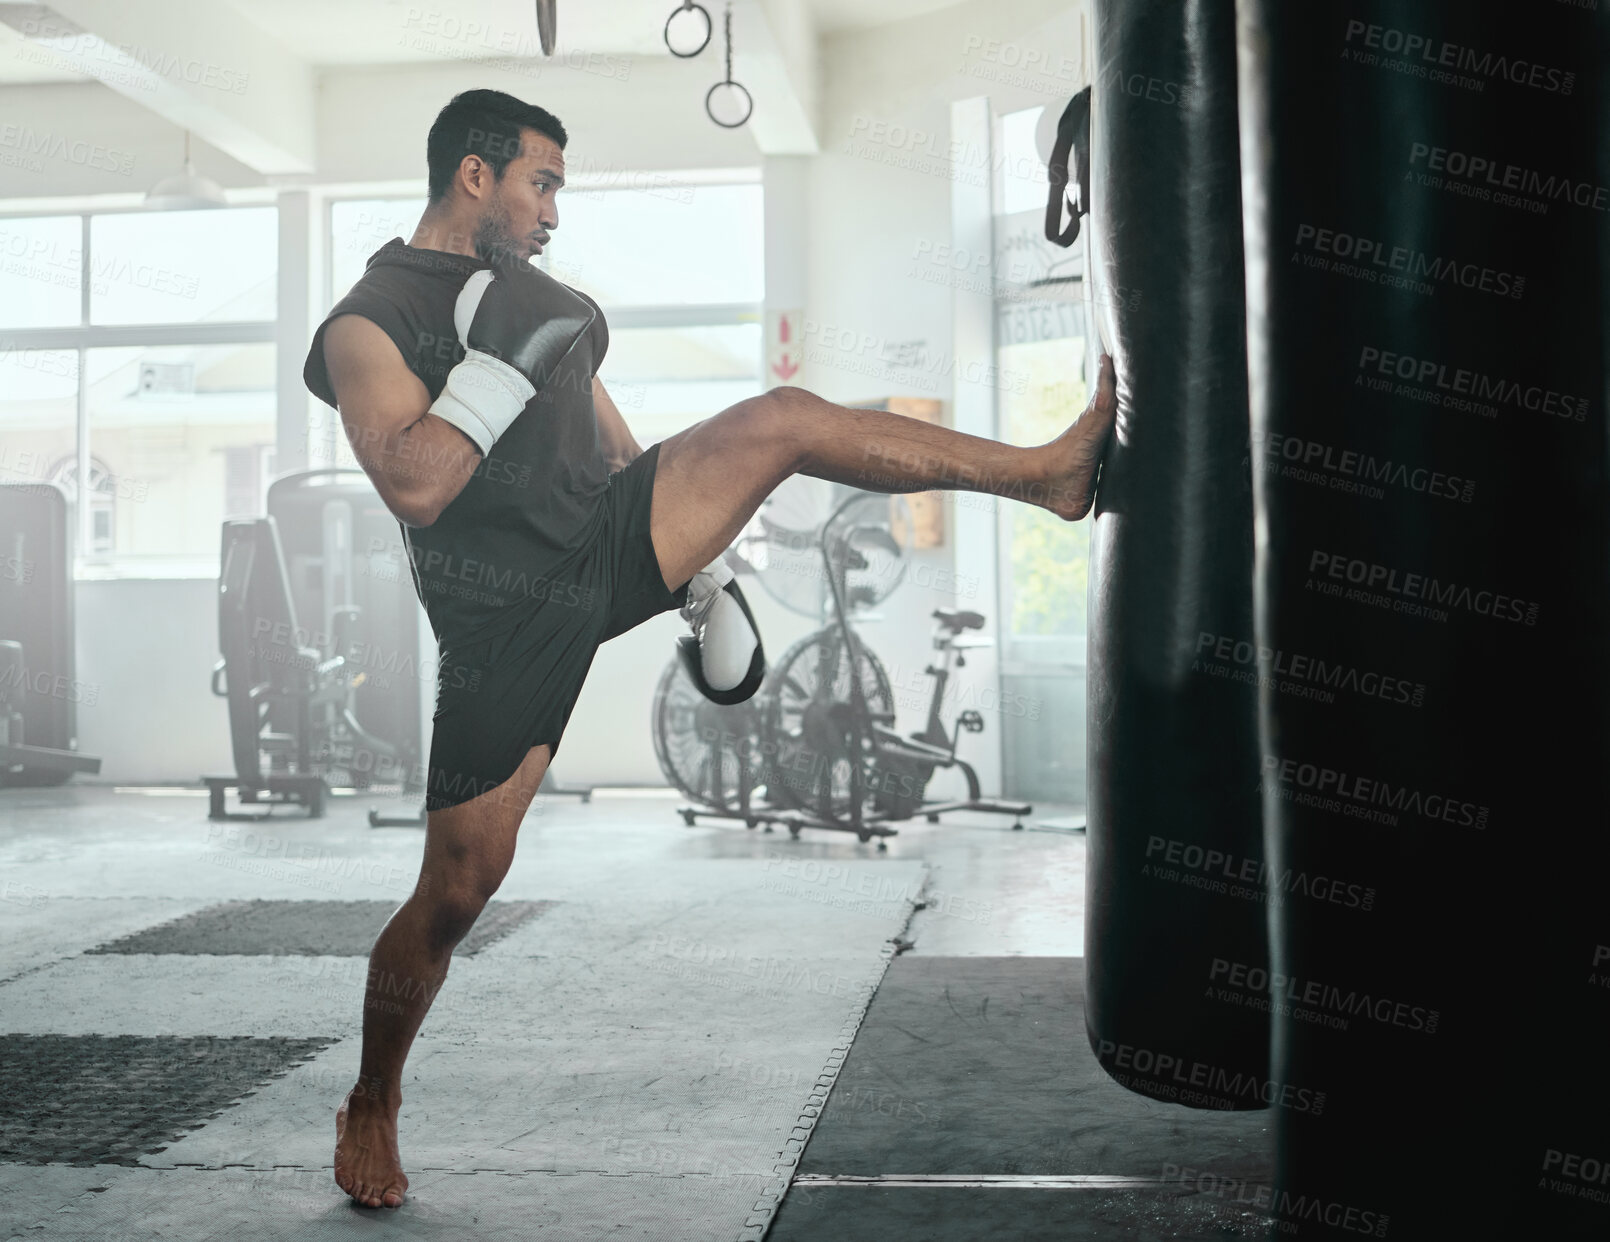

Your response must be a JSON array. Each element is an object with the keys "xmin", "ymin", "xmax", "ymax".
[{"xmin": 428, "ymin": 265, "xmax": 597, "ymax": 455}]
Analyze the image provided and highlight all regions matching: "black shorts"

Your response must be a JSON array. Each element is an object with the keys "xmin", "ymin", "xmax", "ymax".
[{"xmin": 423, "ymin": 441, "xmax": 689, "ymax": 812}]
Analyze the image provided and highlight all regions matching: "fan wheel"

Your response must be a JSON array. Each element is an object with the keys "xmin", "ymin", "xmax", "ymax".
[
  {"xmin": 651, "ymin": 656, "xmax": 760, "ymax": 811},
  {"xmin": 759, "ymin": 627, "xmax": 893, "ymax": 824}
]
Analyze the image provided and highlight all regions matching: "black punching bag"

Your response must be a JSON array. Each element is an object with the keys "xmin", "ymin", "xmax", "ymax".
[
  {"xmin": 1083, "ymin": 0, "xmax": 1269, "ymax": 1105},
  {"xmin": 1239, "ymin": 1, "xmax": 1610, "ymax": 1236}
]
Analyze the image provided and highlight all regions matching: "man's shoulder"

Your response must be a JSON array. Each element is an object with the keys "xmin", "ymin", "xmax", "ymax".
[
  {"xmin": 344, "ymin": 241, "xmax": 481, "ymax": 304},
  {"xmin": 321, "ymin": 311, "xmax": 393, "ymax": 353},
  {"xmin": 306, "ymin": 251, "xmax": 455, "ymax": 403},
  {"xmin": 324, "ymin": 245, "xmax": 471, "ymax": 340}
]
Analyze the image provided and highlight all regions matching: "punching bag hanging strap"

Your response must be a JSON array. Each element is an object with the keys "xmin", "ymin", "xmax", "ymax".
[{"xmin": 1044, "ymin": 86, "xmax": 1091, "ymax": 247}]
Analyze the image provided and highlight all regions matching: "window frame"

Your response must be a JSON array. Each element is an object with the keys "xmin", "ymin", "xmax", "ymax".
[{"xmin": 0, "ymin": 201, "xmax": 276, "ymax": 577}]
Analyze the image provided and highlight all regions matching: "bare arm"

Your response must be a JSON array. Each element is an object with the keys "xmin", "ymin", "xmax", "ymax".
[
  {"xmin": 323, "ymin": 314, "xmax": 481, "ymax": 527},
  {"xmin": 593, "ymin": 376, "xmax": 643, "ymax": 472}
]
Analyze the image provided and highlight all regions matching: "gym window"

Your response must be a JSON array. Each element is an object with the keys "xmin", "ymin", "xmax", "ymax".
[
  {"xmin": 992, "ymin": 103, "xmax": 1092, "ymax": 804},
  {"xmin": 316, "ymin": 177, "xmax": 763, "ymax": 468},
  {"xmin": 0, "ymin": 207, "xmax": 277, "ymax": 579}
]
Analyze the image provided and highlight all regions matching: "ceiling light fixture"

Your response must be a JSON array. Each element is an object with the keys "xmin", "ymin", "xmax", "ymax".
[{"xmin": 144, "ymin": 130, "xmax": 227, "ymax": 211}]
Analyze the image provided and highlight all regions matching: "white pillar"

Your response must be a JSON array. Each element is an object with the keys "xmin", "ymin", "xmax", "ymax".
[
  {"xmin": 949, "ymin": 96, "xmax": 1004, "ymax": 795},
  {"xmin": 761, "ymin": 156, "xmax": 809, "ymax": 390},
  {"xmin": 275, "ymin": 188, "xmax": 312, "ymax": 475}
]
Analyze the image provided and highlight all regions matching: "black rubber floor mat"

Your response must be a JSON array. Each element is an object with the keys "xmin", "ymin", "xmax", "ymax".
[
  {"xmin": 767, "ymin": 1184, "xmax": 1268, "ymax": 1241},
  {"xmin": 85, "ymin": 900, "xmax": 553, "ymax": 957},
  {"xmin": 0, "ymin": 1034, "xmax": 331, "ymax": 1165},
  {"xmin": 798, "ymin": 956, "xmax": 1271, "ymax": 1180}
]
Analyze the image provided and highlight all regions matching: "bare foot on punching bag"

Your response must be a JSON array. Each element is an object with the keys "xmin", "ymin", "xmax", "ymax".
[{"xmin": 1040, "ymin": 352, "xmax": 1117, "ymax": 521}]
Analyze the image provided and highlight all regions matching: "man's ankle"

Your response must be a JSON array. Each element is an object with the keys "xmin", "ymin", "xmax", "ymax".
[{"xmin": 351, "ymin": 1073, "xmax": 403, "ymax": 1108}]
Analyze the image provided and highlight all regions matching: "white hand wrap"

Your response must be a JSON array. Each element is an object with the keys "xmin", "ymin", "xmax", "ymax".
[
  {"xmin": 427, "ymin": 269, "xmax": 535, "ymax": 456},
  {"xmin": 428, "ymin": 353, "xmax": 535, "ymax": 456}
]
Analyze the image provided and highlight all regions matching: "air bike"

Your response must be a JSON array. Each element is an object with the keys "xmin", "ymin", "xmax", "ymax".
[{"xmin": 652, "ymin": 484, "xmax": 1030, "ymax": 847}]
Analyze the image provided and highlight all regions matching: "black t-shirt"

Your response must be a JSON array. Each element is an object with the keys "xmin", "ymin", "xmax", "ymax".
[{"xmin": 304, "ymin": 239, "xmax": 612, "ymax": 643}]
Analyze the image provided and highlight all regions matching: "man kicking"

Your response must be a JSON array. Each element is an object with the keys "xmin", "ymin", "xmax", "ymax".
[{"xmin": 304, "ymin": 88, "xmax": 1117, "ymax": 1209}]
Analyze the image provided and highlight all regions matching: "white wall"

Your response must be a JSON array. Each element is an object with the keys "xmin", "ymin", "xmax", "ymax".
[
  {"xmin": 801, "ymin": 0, "xmax": 1083, "ymax": 405},
  {"xmin": 788, "ymin": 0, "xmax": 1085, "ymax": 799},
  {"xmin": 74, "ymin": 577, "xmax": 233, "ymax": 782},
  {"xmin": 316, "ymin": 57, "xmax": 758, "ymax": 185}
]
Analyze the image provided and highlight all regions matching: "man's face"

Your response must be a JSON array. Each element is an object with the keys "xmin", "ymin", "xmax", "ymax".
[{"xmin": 472, "ymin": 128, "xmax": 565, "ymax": 264}]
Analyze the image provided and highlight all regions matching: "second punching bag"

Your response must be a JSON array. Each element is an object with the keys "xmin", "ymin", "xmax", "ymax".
[
  {"xmin": 1083, "ymin": 0, "xmax": 1269, "ymax": 1105},
  {"xmin": 1239, "ymin": 1, "xmax": 1610, "ymax": 1235}
]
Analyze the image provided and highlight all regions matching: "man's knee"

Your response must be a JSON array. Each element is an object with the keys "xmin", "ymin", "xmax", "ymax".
[
  {"xmin": 733, "ymin": 388, "xmax": 812, "ymax": 463},
  {"xmin": 419, "ymin": 852, "xmax": 508, "ymax": 950},
  {"xmin": 420, "ymin": 885, "xmax": 491, "ymax": 954},
  {"xmin": 761, "ymin": 385, "xmax": 817, "ymax": 422}
]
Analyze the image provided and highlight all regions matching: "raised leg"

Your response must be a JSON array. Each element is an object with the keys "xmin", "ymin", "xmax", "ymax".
[
  {"xmin": 333, "ymin": 742, "xmax": 551, "ymax": 1208},
  {"xmin": 650, "ymin": 355, "xmax": 1116, "ymax": 592}
]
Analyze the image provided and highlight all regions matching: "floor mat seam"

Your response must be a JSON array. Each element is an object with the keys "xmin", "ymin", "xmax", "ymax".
[{"xmin": 737, "ymin": 876, "xmax": 929, "ymax": 1242}]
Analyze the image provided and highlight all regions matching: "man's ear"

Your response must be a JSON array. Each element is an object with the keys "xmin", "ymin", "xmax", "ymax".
[{"xmin": 458, "ymin": 155, "xmax": 490, "ymax": 201}]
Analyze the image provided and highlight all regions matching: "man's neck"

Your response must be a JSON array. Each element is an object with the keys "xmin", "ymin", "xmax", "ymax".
[{"xmin": 408, "ymin": 210, "xmax": 478, "ymax": 257}]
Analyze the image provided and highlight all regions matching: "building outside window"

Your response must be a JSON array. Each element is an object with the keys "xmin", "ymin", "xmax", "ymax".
[{"xmin": 0, "ymin": 207, "xmax": 277, "ymax": 578}]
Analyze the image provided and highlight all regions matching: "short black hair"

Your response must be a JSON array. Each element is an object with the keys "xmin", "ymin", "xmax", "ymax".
[{"xmin": 426, "ymin": 89, "xmax": 568, "ymax": 203}]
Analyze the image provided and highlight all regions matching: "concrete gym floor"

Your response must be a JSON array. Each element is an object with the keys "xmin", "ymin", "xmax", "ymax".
[{"xmin": 0, "ymin": 783, "xmax": 1268, "ymax": 1240}]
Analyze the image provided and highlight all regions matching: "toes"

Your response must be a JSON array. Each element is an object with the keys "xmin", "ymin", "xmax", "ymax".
[
  {"xmin": 344, "ymin": 1171, "xmax": 408, "ymax": 1210},
  {"xmin": 1094, "ymin": 352, "xmax": 1116, "ymax": 407},
  {"xmin": 1082, "ymin": 354, "xmax": 1118, "ymax": 429}
]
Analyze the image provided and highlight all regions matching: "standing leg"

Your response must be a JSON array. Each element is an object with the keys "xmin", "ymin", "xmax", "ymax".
[
  {"xmin": 332, "ymin": 741, "xmax": 551, "ymax": 1208},
  {"xmin": 649, "ymin": 355, "xmax": 1116, "ymax": 593}
]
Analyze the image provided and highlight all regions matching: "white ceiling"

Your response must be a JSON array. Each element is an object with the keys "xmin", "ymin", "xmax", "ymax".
[
  {"xmin": 225, "ymin": 0, "xmax": 677, "ymax": 65},
  {"xmin": 0, "ymin": 0, "xmax": 973, "ymax": 86},
  {"xmin": 0, "ymin": 20, "xmax": 89, "ymax": 84},
  {"xmin": 0, "ymin": 0, "xmax": 972, "ymax": 86},
  {"xmin": 810, "ymin": 0, "xmax": 968, "ymax": 34},
  {"xmin": 223, "ymin": 0, "xmax": 971, "ymax": 65},
  {"xmin": 0, "ymin": 0, "xmax": 981, "ymax": 175}
]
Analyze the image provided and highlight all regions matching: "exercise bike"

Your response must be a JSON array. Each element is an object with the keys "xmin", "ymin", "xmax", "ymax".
[{"xmin": 756, "ymin": 493, "xmax": 1031, "ymax": 844}]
